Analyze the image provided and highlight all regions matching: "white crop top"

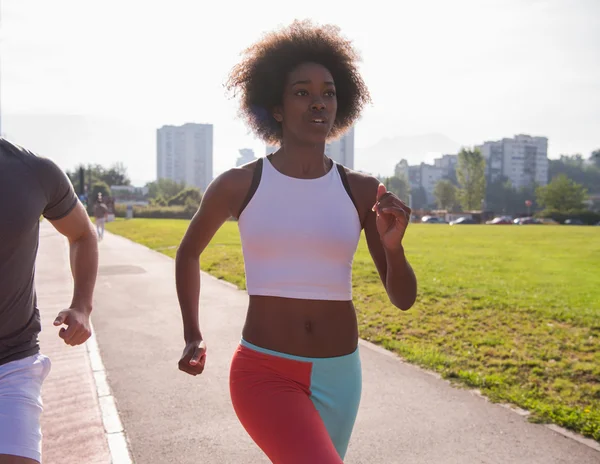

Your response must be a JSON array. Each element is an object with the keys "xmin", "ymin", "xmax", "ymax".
[{"xmin": 238, "ymin": 156, "xmax": 362, "ymax": 301}]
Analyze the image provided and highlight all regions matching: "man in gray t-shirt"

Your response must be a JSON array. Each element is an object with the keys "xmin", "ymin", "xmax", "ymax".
[{"xmin": 0, "ymin": 138, "xmax": 99, "ymax": 463}]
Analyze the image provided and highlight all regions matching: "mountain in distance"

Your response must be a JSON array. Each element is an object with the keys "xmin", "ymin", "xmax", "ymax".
[{"xmin": 355, "ymin": 133, "xmax": 463, "ymax": 177}]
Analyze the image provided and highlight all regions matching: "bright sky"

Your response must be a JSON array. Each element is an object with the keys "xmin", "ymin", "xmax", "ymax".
[{"xmin": 2, "ymin": 0, "xmax": 599, "ymax": 185}]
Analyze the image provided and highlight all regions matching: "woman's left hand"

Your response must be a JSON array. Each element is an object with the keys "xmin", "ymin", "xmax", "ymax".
[{"xmin": 372, "ymin": 183, "xmax": 411, "ymax": 253}]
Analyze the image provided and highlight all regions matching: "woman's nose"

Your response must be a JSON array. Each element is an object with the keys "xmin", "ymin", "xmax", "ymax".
[{"xmin": 311, "ymin": 100, "xmax": 325, "ymax": 111}]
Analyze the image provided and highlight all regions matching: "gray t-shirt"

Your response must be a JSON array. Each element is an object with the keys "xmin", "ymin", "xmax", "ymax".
[{"xmin": 0, "ymin": 138, "xmax": 78, "ymax": 365}]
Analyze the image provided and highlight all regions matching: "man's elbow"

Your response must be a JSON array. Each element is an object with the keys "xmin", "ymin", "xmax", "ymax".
[{"xmin": 69, "ymin": 223, "xmax": 97, "ymax": 245}]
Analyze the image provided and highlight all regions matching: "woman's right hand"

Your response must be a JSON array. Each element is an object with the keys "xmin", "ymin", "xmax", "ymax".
[{"xmin": 178, "ymin": 339, "xmax": 207, "ymax": 376}]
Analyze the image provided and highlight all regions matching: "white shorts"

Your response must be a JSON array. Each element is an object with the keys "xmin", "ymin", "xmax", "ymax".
[{"xmin": 0, "ymin": 353, "xmax": 51, "ymax": 463}]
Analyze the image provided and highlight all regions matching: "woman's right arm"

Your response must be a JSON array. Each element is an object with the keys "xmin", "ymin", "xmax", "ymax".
[{"xmin": 175, "ymin": 169, "xmax": 248, "ymax": 375}]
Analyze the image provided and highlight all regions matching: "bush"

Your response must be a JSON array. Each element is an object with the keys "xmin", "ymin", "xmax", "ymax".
[
  {"xmin": 150, "ymin": 196, "xmax": 168, "ymax": 207},
  {"xmin": 167, "ymin": 187, "xmax": 202, "ymax": 207},
  {"xmin": 113, "ymin": 204, "xmax": 198, "ymax": 219},
  {"xmin": 536, "ymin": 209, "xmax": 600, "ymax": 225}
]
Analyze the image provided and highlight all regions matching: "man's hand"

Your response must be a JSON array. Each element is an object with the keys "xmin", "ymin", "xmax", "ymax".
[{"xmin": 53, "ymin": 308, "xmax": 92, "ymax": 346}]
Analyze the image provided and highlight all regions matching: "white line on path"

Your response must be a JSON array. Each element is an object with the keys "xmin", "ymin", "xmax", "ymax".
[{"xmin": 86, "ymin": 326, "xmax": 134, "ymax": 463}]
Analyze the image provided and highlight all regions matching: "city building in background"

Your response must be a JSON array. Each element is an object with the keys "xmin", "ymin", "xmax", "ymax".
[
  {"xmin": 434, "ymin": 154, "xmax": 458, "ymax": 176},
  {"xmin": 264, "ymin": 126, "xmax": 355, "ymax": 169},
  {"xmin": 396, "ymin": 154, "xmax": 457, "ymax": 205},
  {"xmin": 396, "ymin": 134, "xmax": 548, "ymax": 207},
  {"xmin": 156, "ymin": 123, "xmax": 213, "ymax": 192},
  {"xmin": 236, "ymin": 148, "xmax": 256, "ymax": 167},
  {"xmin": 477, "ymin": 134, "xmax": 548, "ymax": 189}
]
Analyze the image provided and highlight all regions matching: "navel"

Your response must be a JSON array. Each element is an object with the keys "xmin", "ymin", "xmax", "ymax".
[{"xmin": 304, "ymin": 320, "xmax": 313, "ymax": 333}]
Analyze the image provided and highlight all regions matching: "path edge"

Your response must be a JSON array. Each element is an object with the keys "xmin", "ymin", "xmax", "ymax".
[{"xmin": 86, "ymin": 325, "xmax": 135, "ymax": 463}]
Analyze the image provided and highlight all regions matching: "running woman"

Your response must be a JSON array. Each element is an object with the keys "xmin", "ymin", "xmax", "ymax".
[{"xmin": 176, "ymin": 20, "xmax": 417, "ymax": 463}]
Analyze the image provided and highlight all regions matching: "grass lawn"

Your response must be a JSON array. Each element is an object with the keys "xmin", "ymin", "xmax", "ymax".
[{"xmin": 106, "ymin": 218, "xmax": 600, "ymax": 441}]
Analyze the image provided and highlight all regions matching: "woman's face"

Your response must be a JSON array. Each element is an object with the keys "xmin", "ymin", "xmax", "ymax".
[{"xmin": 274, "ymin": 62, "xmax": 338, "ymax": 145}]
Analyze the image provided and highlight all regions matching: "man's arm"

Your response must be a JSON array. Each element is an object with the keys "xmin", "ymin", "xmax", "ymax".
[
  {"xmin": 29, "ymin": 155, "xmax": 99, "ymax": 346},
  {"xmin": 48, "ymin": 201, "xmax": 99, "ymax": 345},
  {"xmin": 50, "ymin": 201, "xmax": 98, "ymax": 314}
]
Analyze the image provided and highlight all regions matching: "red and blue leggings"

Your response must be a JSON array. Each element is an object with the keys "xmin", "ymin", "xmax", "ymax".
[{"xmin": 230, "ymin": 339, "xmax": 362, "ymax": 463}]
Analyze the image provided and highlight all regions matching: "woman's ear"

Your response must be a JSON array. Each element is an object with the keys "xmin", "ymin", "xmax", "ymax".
[{"xmin": 272, "ymin": 107, "xmax": 283, "ymax": 122}]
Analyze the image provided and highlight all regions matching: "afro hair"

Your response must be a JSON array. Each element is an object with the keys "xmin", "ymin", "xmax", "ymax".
[{"xmin": 226, "ymin": 19, "xmax": 371, "ymax": 144}]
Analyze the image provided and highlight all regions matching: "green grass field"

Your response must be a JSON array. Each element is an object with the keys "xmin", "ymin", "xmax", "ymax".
[{"xmin": 106, "ymin": 218, "xmax": 600, "ymax": 441}]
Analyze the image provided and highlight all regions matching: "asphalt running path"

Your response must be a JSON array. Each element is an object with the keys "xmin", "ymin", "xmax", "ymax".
[{"xmin": 36, "ymin": 223, "xmax": 599, "ymax": 463}]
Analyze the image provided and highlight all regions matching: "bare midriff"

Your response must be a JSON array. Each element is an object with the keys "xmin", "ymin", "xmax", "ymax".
[{"xmin": 242, "ymin": 295, "xmax": 359, "ymax": 358}]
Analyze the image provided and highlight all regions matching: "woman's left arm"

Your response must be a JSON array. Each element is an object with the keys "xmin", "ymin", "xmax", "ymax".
[{"xmin": 361, "ymin": 180, "xmax": 417, "ymax": 310}]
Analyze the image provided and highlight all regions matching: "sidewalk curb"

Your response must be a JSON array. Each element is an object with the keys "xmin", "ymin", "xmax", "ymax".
[{"xmin": 86, "ymin": 325, "xmax": 134, "ymax": 463}]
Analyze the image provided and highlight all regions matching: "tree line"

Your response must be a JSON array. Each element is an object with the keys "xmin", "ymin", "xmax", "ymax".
[
  {"xmin": 383, "ymin": 149, "xmax": 600, "ymax": 217},
  {"xmin": 68, "ymin": 148, "xmax": 599, "ymax": 220},
  {"xmin": 66, "ymin": 164, "xmax": 203, "ymax": 213},
  {"xmin": 67, "ymin": 162, "xmax": 131, "ymax": 202}
]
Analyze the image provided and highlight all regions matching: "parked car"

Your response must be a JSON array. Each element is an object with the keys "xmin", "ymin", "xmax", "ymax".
[
  {"xmin": 450, "ymin": 217, "xmax": 477, "ymax": 225},
  {"xmin": 486, "ymin": 216, "xmax": 513, "ymax": 225},
  {"xmin": 421, "ymin": 215, "xmax": 447, "ymax": 224},
  {"xmin": 513, "ymin": 217, "xmax": 541, "ymax": 225},
  {"xmin": 565, "ymin": 218, "xmax": 584, "ymax": 225}
]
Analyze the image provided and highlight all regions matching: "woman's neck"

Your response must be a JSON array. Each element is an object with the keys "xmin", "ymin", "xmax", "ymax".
[{"xmin": 272, "ymin": 139, "xmax": 331, "ymax": 179}]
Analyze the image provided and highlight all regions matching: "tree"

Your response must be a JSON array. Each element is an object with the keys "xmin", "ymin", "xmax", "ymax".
[
  {"xmin": 485, "ymin": 177, "xmax": 537, "ymax": 215},
  {"xmin": 167, "ymin": 187, "xmax": 202, "ymax": 207},
  {"xmin": 102, "ymin": 162, "xmax": 131, "ymax": 186},
  {"xmin": 410, "ymin": 186, "xmax": 428, "ymax": 210},
  {"xmin": 90, "ymin": 181, "xmax": 111, "ymax": 204},
  {"xmin": 536, "ymin": 175, "xmax": 587, "ymax": 213},
  {"xmin": 434, "ymin": 180, "xmax": 457, "ymax": 210},
  {"xmin": 456, "ymin": 148, "xmax": 486, "ymax": 210},
  {"xmin": 150, "ymin": 196, "xmax": 168, "ymax": 207},
  {"xmin": 385, "ymin": 175, "xmax": 411, "ymax": 204},
  {"xmin": 146, "ymin": 178, "xmax": 186, "ymax": 200},
  {"xmin": 591, "ymin": 149, "xmax": 600, "ymax": 169},
  {"xmin": 549, "ymin": 154, "xmax": 600, "ymax": 194},
  {"xmin": 68, "ymin": 164, "xmax": 101, "ymax": 194},
  {"xmin": 485, "ymin": 177, "xmax": 512, "ymax": 214},
  {"xmin": 67, "ymin": 162, "xmax": 131, "ymax": 194},
  {"xmin": 445, "ymin": 167, "xmax": 459, "ymax": 187}
]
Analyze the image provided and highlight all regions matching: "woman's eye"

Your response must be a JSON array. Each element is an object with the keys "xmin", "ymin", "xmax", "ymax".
[
  {"xmin": 325, "ymin": 90, "xmax": 336, "ymax": 97},
  {"xmin": 295, "ymin": 90, "xmax": 309, "ymax": 96}
]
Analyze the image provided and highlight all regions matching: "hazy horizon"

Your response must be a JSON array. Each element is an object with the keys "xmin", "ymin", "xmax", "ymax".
[{"xmin": 2, "ymin": 0, "xmax": 599, "ymax": 185}]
